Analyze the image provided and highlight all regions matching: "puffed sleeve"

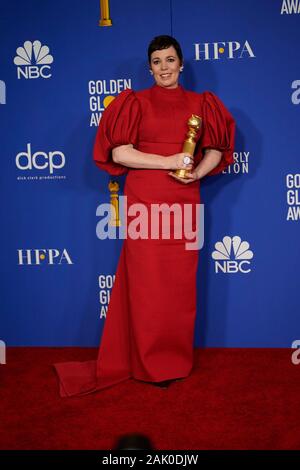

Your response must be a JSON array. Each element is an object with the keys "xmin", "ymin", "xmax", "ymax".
[
  {"xmin": 198, "ymin": 91, "xmax": 236, "ymax": 176},
  {"xmin": 93, "ymin": 89, "xmax": 141, "ymax": 175}
]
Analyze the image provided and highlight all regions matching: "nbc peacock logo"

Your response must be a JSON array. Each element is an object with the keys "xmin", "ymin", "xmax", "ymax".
[
  {"xmin": 14, "ymin": 40, "xmax": 54, "ymax": 80},
  {"xmin": 212, "ymin": 236, "xmax": 254, "ymax": 274}
]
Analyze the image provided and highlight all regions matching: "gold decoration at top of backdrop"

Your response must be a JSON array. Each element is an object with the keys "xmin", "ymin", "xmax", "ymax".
[{"xmin": 99, "ymin": 0, "xmax": 112, "ymax": 26}]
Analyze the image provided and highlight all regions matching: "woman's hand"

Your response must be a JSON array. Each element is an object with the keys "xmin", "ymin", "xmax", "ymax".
[
  {"xmin": 167, "ymin": 152, "xmax": 194, "ymax": 171},
  {"xmin": 168, "ymin": 149, "xmax": 223, "ymax": 183},
  {"xmin": 168, "ymin": 167, "xmax": 201, "ymax": 184}
]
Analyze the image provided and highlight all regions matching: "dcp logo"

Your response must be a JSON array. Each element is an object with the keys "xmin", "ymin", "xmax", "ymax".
[
  {"xmin": 16, "ymin": 143, "xmax": 65, "ymax": 174},
  {"xmin": 14, "ymin": 40, "xmax": 53, "ymax": 79},
  {"xmin": 212, "ymin": 236, "xmax": 254, "ymax": 273}
]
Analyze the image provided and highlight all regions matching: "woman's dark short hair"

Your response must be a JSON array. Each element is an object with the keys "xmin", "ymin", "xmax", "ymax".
[{"xmin": 148, "ymin": 35, "xmax": 183, "ymax": 65}]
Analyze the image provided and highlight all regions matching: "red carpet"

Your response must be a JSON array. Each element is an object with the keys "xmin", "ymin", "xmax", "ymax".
[{"xmin": 0, "ymin": 348, "xmax": 299, "ymax": 450}]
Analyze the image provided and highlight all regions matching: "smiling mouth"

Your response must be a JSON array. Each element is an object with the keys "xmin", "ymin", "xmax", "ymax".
[{"xmin": 160, "ymin": 73, "xmax": 171, "ymax": 78}]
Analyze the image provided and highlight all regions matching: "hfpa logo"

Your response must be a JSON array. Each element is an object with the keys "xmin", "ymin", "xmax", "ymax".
[
  {"xmin": 17, "ymin": 249, "xmax": 73, "ymax": 265},
  {"xmin": 14, "ymin": 40, "xmax": 53, "ymax": 79},
  {"xmin": 194, "ymin": 40, "xmax": 255, "ymax": 60},
  {"xmin": 0, "ymin": 80, "xmax": 6, "ymax": 104},
  {"xmin": 0, "ymin": 340, "xmax": 6, "ymax": 364},
  {"xmin": 212, "ymin": 236, "xmax": 254, "ymax": 274}
]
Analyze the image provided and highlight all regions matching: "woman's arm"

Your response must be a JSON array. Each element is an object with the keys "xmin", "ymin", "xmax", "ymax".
[
  {"xmin": 194, "ymin": 148, "xmax": 222, "ymax": 179},
  {"xmin": 168, "ymin": 148, "xmax": 222, "ymax": 184},
  {"xmin": 112, "ymin": 144, "xmax": 194, "ymax": 171}
]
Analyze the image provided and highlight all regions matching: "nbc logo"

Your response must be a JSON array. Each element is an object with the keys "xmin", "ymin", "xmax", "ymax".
[
  {"xmin": 212, "ymin": 236, "xmax": 254, "ymax": 274},
  {"xmin": 0, "ymin": 80, "xmax": 5, "ymax": 104},
  {"xmin": 14, "ymin": 40, "xmax": 53, "ymax": 79}
]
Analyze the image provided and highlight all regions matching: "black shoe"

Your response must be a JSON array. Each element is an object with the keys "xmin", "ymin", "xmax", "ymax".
[{"xmin": 150, "ymin": 379, "xmax": 172, "ymax": 389}]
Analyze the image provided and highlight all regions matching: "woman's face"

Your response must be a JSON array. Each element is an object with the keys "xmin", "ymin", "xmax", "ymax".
[{"xmin": 150, "ymin": 46, "xmax": 182, "ymax": 89}]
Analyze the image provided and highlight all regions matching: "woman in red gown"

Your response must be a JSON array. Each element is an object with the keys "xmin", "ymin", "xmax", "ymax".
[{"xmin": 54, "ymin": 35, "xmax": 235, "ymax": 396}]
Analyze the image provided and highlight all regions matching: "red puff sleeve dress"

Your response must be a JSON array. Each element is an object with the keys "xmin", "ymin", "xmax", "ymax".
[{"xmin": 54, "ymin": 83, "xmax": 235, "ymax": 396}]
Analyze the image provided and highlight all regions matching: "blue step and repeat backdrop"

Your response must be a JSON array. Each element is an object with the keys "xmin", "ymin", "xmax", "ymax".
[{"xmin": 0, "ymin": 0, "xmax": 299, "ymax": 347}]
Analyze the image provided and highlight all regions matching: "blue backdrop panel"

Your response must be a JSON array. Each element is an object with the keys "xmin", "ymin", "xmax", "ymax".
[
  {"xmin": 0, "ymin": 0, "xmax": 299, "ymax": 346},
  {"xmin": 172, "ymin": 0, "xmax": 300, "ymax": 346}
]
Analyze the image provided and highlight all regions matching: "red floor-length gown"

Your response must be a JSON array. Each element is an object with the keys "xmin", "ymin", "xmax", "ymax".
[{"xmin": 54, "ymin": 83, "xmax": 235, "ymax": 396}]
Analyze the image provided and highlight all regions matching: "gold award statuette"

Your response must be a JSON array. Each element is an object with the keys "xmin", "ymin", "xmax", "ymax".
[
  {"xmin": 109, "ymin": 180, "xmax": 121, "ymax": 226},
  {"xmin": 99, "ymin": 0, "xmax": 112, "ymax": 26},
  {"xmin": 173, "ymin": 114, "xmax": 202, "ymax": 179}
]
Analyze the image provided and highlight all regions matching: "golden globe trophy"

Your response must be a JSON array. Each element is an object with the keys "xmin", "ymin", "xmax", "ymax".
[
  {"xmin": 172, "ymin": 114, "xmax": 202, "ymax": 179},
  {"xmin": 99, "ymin": 0, "xmax": 112, "ymax": 26},
  {"xmin": 109, "ymin": 180, "xmax": 121, "ymax": 226}
]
